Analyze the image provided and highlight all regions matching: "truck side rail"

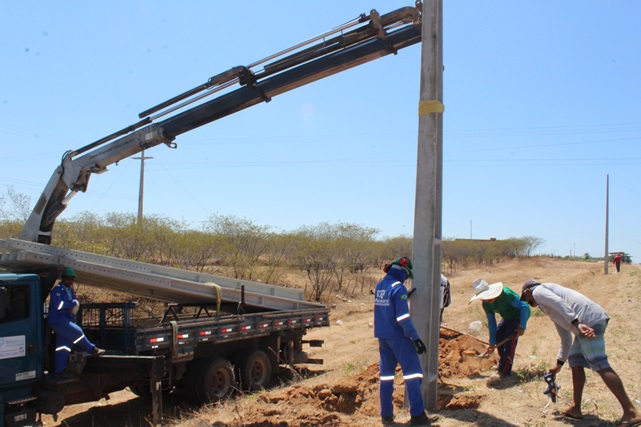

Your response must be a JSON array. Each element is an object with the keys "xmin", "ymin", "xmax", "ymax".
[
  {"xmin": 78, "ymin": 302, "xmax": 329, "ymax": 356},
  {"xmin": 136, "ymin": 308, "xmax": 329, "ymax": 354}
]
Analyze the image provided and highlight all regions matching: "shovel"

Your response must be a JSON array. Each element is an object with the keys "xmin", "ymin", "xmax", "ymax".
[{"xmin": 477, "ymin": 333, "xmax": 517, "ymax": 358}]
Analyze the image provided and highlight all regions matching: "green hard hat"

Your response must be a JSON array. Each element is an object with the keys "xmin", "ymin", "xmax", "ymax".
[{"xmin": 62, "ymin": 267, "xmax": 76, "ymax": 278}]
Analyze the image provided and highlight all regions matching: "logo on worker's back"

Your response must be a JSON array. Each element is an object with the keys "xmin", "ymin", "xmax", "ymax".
[{"xmin": 375, "ymin": 290, "xmax": 390, "ymax": 306}]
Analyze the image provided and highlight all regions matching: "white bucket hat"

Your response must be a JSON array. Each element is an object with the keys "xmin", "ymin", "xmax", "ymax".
[{"xmin": 468, "ymin": 279, "xmax": 504, "ymax": 304}]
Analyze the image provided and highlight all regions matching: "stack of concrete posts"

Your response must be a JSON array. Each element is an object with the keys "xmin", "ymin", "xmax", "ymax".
[{"xmin": 0, "ymin": 238, "xmax": 323, "ymax": 311}]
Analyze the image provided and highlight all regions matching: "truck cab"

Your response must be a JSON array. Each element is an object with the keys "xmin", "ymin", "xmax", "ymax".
[
  {"xmin": 0, "ymin": 273, "xmax": 46, "ymax": 427},
  {"xmin": 0, "ymin": 271, "xmax": 165, "ymax": 427}
]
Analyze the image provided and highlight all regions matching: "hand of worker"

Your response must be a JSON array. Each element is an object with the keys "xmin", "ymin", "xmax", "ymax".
[
  {"xmin": 72, "ymin": 299, "xmax": 80, "ymax": 315},
  {"xmin": 414, "ymin": 338, "xmax": 426, "ymax": 354},
  {"xmin": 548, "ymin": 363, "xmax": 562, "ymax": 376},
  {"xmin": 577, "ymin": 323, "xmax": 596, "ymax": 338},
  {"xmin": 515, "ymin": 327, "xmax": 525, "ymax": 337}
]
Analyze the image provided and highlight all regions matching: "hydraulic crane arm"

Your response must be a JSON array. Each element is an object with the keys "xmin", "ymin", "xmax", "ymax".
[{"xmin": 19, "ymin": 5, "xmax": 422, "ymax": 244}]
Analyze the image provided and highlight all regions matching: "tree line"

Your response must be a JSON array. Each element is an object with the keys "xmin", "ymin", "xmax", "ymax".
[
  {"xmin": 1, "ymin": 187, "xmax": 544, "ymax": 302},
  {"xmin": 1, "ymin": 217, "xmax": 541, "ymax": 304}
]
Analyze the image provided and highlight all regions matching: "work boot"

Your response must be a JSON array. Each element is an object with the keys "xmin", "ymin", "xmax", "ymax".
[
  {"xmin": 407, "ymin": 412, "xmax": 438, "ymax": 426},
  {"xmin": 92, "ymin": 347, "xmax": 106, "ymax": 356},
  {"xmin": 382, "ymin": 415, "xmax": 395, "ymax": 425}
]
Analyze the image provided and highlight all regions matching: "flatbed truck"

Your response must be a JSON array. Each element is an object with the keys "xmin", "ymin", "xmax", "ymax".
[{"xmin": 0, "ymin": 265, "xmax": 328, "ymax": 426}]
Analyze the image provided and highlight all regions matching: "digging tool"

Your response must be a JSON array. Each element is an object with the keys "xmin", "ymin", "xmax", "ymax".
[
  {"xmin": 440, "ymin": 325, "xmax": 490, "ymax": 345},
  {"xmin": 477, "ymin": 333, "xmax": 517, "ymax": 358},
  {"xmin": 543, "ymin": 373, "xmax": 560, "ymax": 403}
]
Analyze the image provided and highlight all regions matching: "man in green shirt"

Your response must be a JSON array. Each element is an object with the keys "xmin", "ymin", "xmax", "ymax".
[{"xmin": 469, "ymin": 279, "xmax": 531, "ymax": 377}]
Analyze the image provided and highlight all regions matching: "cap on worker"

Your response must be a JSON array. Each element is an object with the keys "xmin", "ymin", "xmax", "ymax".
[
  {"xmin": 384, "ymin": 257, "xmax": 414, "ymax": 279},
  {"xmin": 468, "ymin": 278, "xmax": 503, "ymax": 303},
  {"xmin": 520, "ymin": 279, "xmax": 540, "ymax": 299},
  {"xmin": 62, "ymin": 267, "xmax": 76, "ymax": 278}
]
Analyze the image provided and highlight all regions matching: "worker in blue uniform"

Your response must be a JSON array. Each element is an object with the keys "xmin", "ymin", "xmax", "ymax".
[
  {"xmin": 48, "ymin": 267, "xmax": 104, "ymax": 375},
  {"xmin": 374, "ymin": 257, "xmax": 437, "ymax": 426}
]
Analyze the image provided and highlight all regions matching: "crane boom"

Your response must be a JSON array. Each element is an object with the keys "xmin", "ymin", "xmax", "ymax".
[{"xmin": 19, "ymin": 5, "xmax": 422, "ymax": 244}]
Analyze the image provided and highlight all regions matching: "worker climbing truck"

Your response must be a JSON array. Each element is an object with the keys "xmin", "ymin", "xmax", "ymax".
[{"xmin": 0, "ymin": 4, "xmax": 422, "ymax": 426}]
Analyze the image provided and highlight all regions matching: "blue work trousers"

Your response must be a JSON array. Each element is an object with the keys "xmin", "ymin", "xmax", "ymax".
[
  {"xmin": 49, "ymin": 318, "xmax": 95, "ymax": 374},
  {"xmin": 378, "ymin": 336, "xmax": 425, "ymax": 418},
  {"xmin": 496, "ymin": 317, "xmax": 520, "ymax": 376}
]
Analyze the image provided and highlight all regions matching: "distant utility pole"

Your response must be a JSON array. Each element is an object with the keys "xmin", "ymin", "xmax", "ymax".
[
  {"xmin": 604, "ymin": 174, "xmax": 609, "ymax": 274},
  {"xmin": 132, "ymin": 150, "xmax": 153, "ymax": 225}
]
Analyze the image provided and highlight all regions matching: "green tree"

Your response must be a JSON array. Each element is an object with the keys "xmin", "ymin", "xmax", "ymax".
[
  {"xmin": 0, "ymin": 187, "xmax": 32, "ymax": 223},
  {"xmin": 377, "ymin": 235, "xmax": 413, "ymax": 266},
  {"xmin": 259, "ymin": 232, "xmax": 295, "ymax": 284},
  {"xmin": 332, "ymin": 223, "xmax": 378, "ymax": 295},
  {"xmin": 172, "ymin": 230, "xmax": 224, "ymax": 272},
  {"xmin": 522, "ymin": 236, "xmax": 544, "ymax": 256},
  {"xmin": 204, "ymin": 214, "xmax": 270, "ymax": 280},
  {"xmin": 290, "ymin": 223, "xmax": 342, "ymax": 302}
]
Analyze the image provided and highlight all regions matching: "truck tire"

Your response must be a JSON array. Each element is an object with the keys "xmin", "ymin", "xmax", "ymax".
[
  {"xmin": 187, "ymin": 357, "xmax": 235, "ymax": 404},
  {"xmin": 237, "ymin": 350, "xmax": 272, "ymax": 391}
]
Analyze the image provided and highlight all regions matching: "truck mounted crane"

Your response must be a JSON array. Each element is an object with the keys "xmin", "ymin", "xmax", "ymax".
[
  {"xmin": 0, "ymin": 5, "xmax": 422, "ymax": 426},
  {"xmin": 19, "ymin": 5, "xmax": 421, "ymax": 246}
]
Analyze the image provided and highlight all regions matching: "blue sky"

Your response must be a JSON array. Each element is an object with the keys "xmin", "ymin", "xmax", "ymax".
[{"xmin": 1, "ymin": 1, "xmax": 640, "ymax": 264}]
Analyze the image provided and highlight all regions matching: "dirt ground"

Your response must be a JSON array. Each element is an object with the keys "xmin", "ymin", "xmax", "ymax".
[{"xmin": 41, "ymin": 258, "xmax": 641, "ymax": 427}]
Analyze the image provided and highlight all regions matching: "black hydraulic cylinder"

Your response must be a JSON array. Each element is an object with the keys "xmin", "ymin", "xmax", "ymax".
[
  {"xmin": 75, "ymin": 117, "xmax": 152, "ymax": 156},
  {"xmin": 138, "ymin": 66, "xmax": 252, "ymax": 119}
]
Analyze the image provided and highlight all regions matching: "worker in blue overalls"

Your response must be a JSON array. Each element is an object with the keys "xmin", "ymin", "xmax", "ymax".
[
  {"xmin": 374, "ymin": 257, "xmax": 437, "ymax": 426},
  {"xmin": 48, "ymin": 267, "xmax": 104, "ymax": 375}
]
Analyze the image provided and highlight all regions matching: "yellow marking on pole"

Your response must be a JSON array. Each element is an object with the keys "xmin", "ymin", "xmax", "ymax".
[{"xmin": 419, "ymin": 100, "xmax": 444, "ymax": 115}]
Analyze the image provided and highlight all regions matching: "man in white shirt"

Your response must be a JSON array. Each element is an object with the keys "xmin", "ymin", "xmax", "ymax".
[
  {"xmin": 521, "ymin": 280, "xmax": 640, "ymax": 426},
  {"xmin": 439, "ymin": 274, "xmax": 451, "ymax": 323}
]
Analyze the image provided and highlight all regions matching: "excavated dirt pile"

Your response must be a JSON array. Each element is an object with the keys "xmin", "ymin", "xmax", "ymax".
[
  {"xmin": 438, "ymin": 327, "xmax": 497, "ymax": 378},
  {"xmin": 209, "ymin": 329, "xmax": 496, "ymax": 427}
]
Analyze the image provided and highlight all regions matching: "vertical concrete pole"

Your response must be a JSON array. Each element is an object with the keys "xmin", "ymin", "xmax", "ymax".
[
  {"xmin": 604, "ymin": 174, "xmax": 609, "ymax": 274},
  {"xmin": 133, "ymin": 150, "xmax": 153, "ymax": 226},
  {"xmin": 412, "ymin": 0, "xmax": 443, "ymax": 411}
]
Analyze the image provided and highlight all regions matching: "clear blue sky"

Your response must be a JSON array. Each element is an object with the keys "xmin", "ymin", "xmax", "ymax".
[{"xmin": 1, "ymin": 1, "xmax": 640, "ymax": 263}]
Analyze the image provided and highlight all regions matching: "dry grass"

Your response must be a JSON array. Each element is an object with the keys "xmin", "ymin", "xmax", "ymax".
[
  {"xmin": 187, "ymin": 258, "xmax": 641, "ymax": 427},
  {"xmin": 43, "ymin": 258, "xmax": 641, "ymax": 427}
]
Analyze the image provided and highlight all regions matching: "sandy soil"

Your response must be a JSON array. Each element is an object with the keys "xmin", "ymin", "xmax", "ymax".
[{"xmin": 41, "ymin": 258, "xmax": 641, "ymax": 427}]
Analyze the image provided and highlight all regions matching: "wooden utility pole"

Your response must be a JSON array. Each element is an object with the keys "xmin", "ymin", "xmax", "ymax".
[{"xmin": 412, "ymin": 0, "xmax": 443, "ymax": 410}]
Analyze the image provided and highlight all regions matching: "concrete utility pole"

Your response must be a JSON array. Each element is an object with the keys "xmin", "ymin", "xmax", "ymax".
[
  {"xmin": 132, "ymin": 150, "xmax": 153, "ymax": 225},
  {"xmin": 412, "ymin": 0, "xmax": 443, "ymax": 410},
  {"xmin": 604, "ymin": 174, "xmax": 609, "ymax": 274}
]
